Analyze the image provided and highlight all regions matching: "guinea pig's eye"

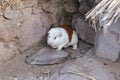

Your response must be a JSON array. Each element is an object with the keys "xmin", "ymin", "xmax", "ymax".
[{"xmin": 54, "ymin": 37, "xmax": 56, "ymax": 39}]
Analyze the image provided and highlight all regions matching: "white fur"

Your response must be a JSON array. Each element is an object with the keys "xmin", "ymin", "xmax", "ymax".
[{"xmin": 47, "ymin": 27, "xmax": 78, "ymax": 50}]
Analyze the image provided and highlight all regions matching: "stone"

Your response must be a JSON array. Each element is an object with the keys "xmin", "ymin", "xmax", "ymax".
[
  {"xmin": 41, "ymin": 1, "xmax": 64, "ymax": 26},
  {"xmin": 4, "ymin": 7, "xmax": 22, "ymax": 20},
  {"xmin": 79, "ymin": 0, "xmax": 95, "ymax": 14},
  {"xmin": 19, "ymin": 14, "xmax": 50, "ymax": 51},
  {"xmin": 49, "ymin": 10, "xmax": 64, "ymax": 27},
  {"xmin": 25, "ymin": 47, "xmax": 69, "ymax": 65},
  {"xmin": 40, "ymin": 13, "xmax": 51, "ymax": 28},
  {"xmin": 63, "ymin": 0, "xmax": 79, "ymax": 13},
  {"xmin": 72, "ymin": 14, "xmax": 95, "ymax": 44},
  {"xmin": 41, "ymin": 1, "xmax": 60, "ymax": 13},
  {"xmin": 94, "ymin": 19, "xmax": 120, "ymax": 61}
]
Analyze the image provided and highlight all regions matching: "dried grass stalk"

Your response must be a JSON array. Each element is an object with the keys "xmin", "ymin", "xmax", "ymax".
[
  {"xmin": 86, "ymin": 0, "xmax": 120, "ymax": 33},
  {"xmin": 68, "ymin": 70, "xmax": 96, "ymax": 80}
]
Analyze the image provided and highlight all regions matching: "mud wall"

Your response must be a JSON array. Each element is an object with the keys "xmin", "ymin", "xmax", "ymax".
[{"xmin": 0, "ymin": 0, "xmax": 96, "ymax": 65}]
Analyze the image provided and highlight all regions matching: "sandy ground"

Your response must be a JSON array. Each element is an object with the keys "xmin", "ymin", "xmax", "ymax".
[
  {"xmin": 0, "ymin": 41, "xmax": 120, "ymax": 80},
  {"xmin": 0, "ymin": 51, "xmax": 66, "ymax": 80}
]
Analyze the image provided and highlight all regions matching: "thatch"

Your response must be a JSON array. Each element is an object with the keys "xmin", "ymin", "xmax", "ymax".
[{"xmin": 86, "ymin": 0, "xmax": 120, "ymax": 33}]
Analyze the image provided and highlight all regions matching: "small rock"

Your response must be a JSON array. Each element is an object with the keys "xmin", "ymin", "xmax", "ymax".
[
  {"xmin": 94, "ymin": 19, "xmax": 120, "ymax": 61},
  {"xmin": 79, "ymin": 0, "xmax": 95, "ymax": 14},
  {"xmin": 72, "ymin": 14, "xmax": 95, "ymax": 44},
  {"xmin": 41, "ymin": 0, "xmax": 64, "ymax": 26},
  {"xmin": 19, "ymin": 14, "xmax": 50, "ymax": 51},
  {"xmin": 25, "ymin": 47, "xmax": 69, "ymax": 65},
  {"xmin": 4, "ymin": 7, "xmax": 22, "ymax": 20},
  {"xmin": 63, "ymin": 0, "xmax": 79, "ymax": 13}
]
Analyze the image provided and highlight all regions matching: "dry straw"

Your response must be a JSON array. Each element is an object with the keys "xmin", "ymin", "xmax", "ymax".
[
  {"xmin": 68, "ymin": 70, "xmax": 96, "ymax": 80},
  {"xmin": 86, "ymin": 0, "xmax": 120, "ymax": 33}
]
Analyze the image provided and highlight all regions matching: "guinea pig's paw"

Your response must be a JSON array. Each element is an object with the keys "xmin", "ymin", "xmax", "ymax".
[
  {"xmin": 72, "ymin": 44, "xmax": 78, "ymax": 50},
  {"xmin": 56, "ymin": 47, "xmax": 63, "ymax": 51},
  {"xmin": 56, "ymin": 48, "xmax": 62, "ymax": 51},
  {"xmin": 72, "ymin": 47, "xmax": 77, "ymax": 50}
]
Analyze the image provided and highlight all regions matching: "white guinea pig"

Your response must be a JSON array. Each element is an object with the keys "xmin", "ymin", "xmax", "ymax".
[{"xmin": 47, "ymin": 24, "xmax": 78, "ymax": 50}]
